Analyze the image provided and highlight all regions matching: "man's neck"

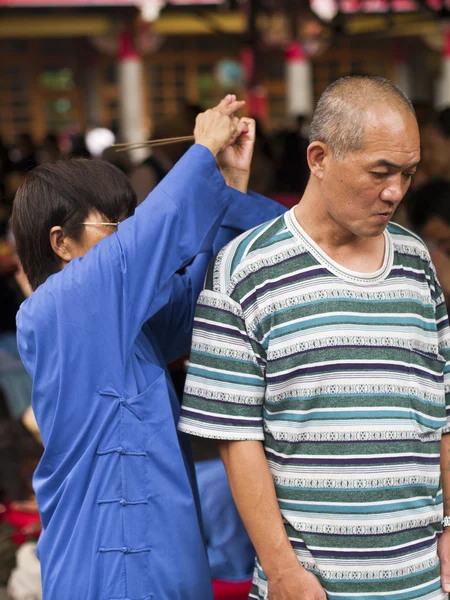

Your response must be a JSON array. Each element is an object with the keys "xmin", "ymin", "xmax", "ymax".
[{"xmin": 294, "ymin": 185, "xmax": 386, "ymax": 274}]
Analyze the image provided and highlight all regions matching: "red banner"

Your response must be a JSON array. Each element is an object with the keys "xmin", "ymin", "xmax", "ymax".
[
  {"xmin": 0, "ymin": 0, "xmax": 131, "ymax": 4},
  {"xmin": 0, "ymin": 0, "xmax": 223, "ymax": 5},
  {"xmin": 330, "ymin": 0, "xmax": 449, "ymax": 12},
  {"xmin": 312, "ymin": 0, "xmax": 449, "ymax": 14}
]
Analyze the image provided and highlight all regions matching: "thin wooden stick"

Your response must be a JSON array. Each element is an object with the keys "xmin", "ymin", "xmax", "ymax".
[
  {"xmin": 113, "ymin": 135, "xmax": 195, "ymax": 152},
  {"xmin": 113, "ymin": 135, "xmax": 194, "ymax": 147}
]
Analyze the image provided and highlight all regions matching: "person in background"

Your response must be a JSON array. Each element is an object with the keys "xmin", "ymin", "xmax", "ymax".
[
  {"xmin": 0, "ymin": 419, "xmax": 42, "ymax": 592},
  {"xmin": 408, "ymin": 178, "xmax": 450, "ymax": 309},
  {"xmin": 9, "ymin": 134, "xmax": 37, "ymax": 174},
  {"xmin": 390, "ymin": 103, "xmax": 437, "ymax": 228},
  {"xmin": 68, "ymin": 133, "xmax": 91, "ymax": 159},
  {"xmin": 11, "ymin": 96, "xmax": 286, "ymax": 600},
  {"xmin": 419, "ymin": 108, "xmax": 450, "ymax": 185},
  {"xmin": 3, "ymin": 134, "xmax": 38, "ymax": 205},
  {"xmin": 37, "ymin": 134, "xmax": 61, "ymax": 165},
  {"xmin": 0, "ymin": 136, "xmax": 12, "ymax": 200},
  {"xmin": 246, "ymin": 119, "xmax": 277, "ymax": 198},
  {"xmin": 274, "ymin": 115, "xmax": 310, "ymax": 197},
  {"xmin": 0, "ymin": 215, "xmax": 32, "ymax": 423}
]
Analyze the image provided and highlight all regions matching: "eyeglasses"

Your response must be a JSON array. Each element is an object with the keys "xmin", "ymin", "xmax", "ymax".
[{"xmin": 81, "ymin": 222, "xmax": 121, "ymax": 227}]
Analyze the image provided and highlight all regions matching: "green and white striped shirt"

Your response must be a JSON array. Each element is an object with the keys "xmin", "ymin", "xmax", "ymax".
[{"xmin": 179, "ymin": 209, "xmax": 450, "ymax": 600}]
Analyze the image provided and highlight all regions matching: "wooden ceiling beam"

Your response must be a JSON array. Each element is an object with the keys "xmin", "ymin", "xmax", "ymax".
[
  {"xmin": 0, "ymin": 14, "xmax": 111, "ymax": 37},
  {"xmin": 0, "ymin": 9, "xmax": 442, "ymax": 39}
]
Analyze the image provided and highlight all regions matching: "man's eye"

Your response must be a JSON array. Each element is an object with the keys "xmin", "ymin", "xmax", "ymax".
[
  {"xmin": 371, "ymin": 172, "xmax": 388, "ymax": 179},
  {"xmin": 403, "ymin": 172, "xmax": 415, "ymax": 179}
]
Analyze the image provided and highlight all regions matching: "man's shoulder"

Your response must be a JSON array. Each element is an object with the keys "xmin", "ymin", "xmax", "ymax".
[
  {"xmin": 388, "ymin": 221, "xmax": 431, "ymax": 260},
  {"xmin": 207, "ymin": 212, "xmax": 293, "ymax": 295},
  {"xmin": 388, "ymin": 220, "xmax": 423, "ymax": 242}
]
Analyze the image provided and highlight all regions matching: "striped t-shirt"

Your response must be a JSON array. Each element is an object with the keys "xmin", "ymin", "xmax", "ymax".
[{"xmin": 178, "ymin": 209, "xmax": 450, "ymax": 600}]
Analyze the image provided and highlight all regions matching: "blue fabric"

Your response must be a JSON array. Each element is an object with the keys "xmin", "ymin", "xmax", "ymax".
[
  {"xmin": 16, "ymin": 144, "xmax": 287, "ymax": 600},
  {"xmin": 195, "ymin": 459, "xmax": 255, "ymax": 581},
  {"xmin": 146, "ymin": 188, "xmax": 286, "ymax": 359},
  {"xmin": 213, "ymin": 189, "xmax": 285, "ymax": 253}
]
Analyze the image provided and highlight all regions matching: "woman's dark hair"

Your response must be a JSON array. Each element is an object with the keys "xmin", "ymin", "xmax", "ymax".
[
  {"xmin": 11, "ymin": 158, "xmax": 137, "ymax": 290},
  {"xmin": 408, "ymin": 179, "xmax": 450, "ymax": 232}
]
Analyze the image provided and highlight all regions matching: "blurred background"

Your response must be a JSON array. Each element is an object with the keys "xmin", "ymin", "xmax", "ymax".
[
  {"xmin": 0, "ymin": 0, "xmax": 450, "ymax": 200},
  {"xmin": 1, "ymin": 0, "xmax": 450, "ymax": 598}
]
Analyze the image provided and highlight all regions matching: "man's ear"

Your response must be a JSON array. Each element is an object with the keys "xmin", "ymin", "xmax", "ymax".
[
  {"xmin": 49, "ymin": 226, "xmax": 74, "ymax": 265},
  {"xmin": 307, "ymin": 141, "xmax": 329, "ymax": 180}
]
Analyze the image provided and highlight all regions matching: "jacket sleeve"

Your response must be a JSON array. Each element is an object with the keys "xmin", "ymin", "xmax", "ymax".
[
  {"xmin": 147, "ymin": 189, "xmax": 287, "ymax": 362},
  {"xmin": 116, "ymin": 144, "xmax": 230, "ymax": 328},
  {"xmin": 144, "ymin": 252, "xmax": 213, "ymax": 364},
  {"xmin": 212, "ymin": 188, "xmax": 287, "ymax": 253}
]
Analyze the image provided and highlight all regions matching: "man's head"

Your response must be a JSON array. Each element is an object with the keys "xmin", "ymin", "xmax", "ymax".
[
  {"xmin": 306, "ymin": 75, "xmax": 420, "ymax": 239},
  {"xmin": 11, "ymin": 158, "xmax": 137, "ymax": 291}
]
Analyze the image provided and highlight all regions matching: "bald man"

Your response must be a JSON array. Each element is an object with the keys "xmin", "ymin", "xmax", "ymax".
[{"xmin": 179, "ymin": 76, "xmax": 450, "ymax": 600}]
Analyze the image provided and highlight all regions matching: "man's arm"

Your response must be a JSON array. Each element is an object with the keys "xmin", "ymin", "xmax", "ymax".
[
  {"xmin": 431, "ymin": 260, "xmax": 450, "ymax": 594},
  {"xmin": 439, "ymin": 433, "xmax": 450, "ymax": 593},
  {"xmin": 219, "ymin": 440, "xmax": 326, "ymax": 600},
  {"xmin": 178, "ymin": 279, "xmax": 323, "ymax": 598}
]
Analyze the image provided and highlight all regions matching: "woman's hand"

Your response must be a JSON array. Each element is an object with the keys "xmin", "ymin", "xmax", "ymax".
[
  {"xmin": 217, "ymin": 116, "xmax": 255, "ymax": 193},
  {"xmin": 194, "ymin": 95, "xmax": 246, "ymax": 157},
  {"xmin": 217, "ymin": 113, "xmax": 256, "ymax": 174}
]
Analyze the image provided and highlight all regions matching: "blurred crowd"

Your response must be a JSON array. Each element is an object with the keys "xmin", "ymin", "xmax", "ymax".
[{"xmin": 1, "ymin": 99, "xmax": 450, "ymax": 598}]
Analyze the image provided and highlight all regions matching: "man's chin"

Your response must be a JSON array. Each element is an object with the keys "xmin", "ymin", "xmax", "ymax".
[{"xmin": 351, "ymin": 223, "xmax": 388, "ymax": 239}]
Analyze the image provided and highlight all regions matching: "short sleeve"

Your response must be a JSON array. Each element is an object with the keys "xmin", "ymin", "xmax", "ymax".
[
  {"xmin": 178, "ymin": 288, "xmax": 266, "ymax": 441},
  {"xmin": 431, "ymin": 267, "xmax": 450, "ymax": 434}
]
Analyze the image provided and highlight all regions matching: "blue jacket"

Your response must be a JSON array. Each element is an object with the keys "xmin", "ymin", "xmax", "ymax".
[{"xmin": 16, "ymin": 144, "xmax": 286, "ymax": 600}]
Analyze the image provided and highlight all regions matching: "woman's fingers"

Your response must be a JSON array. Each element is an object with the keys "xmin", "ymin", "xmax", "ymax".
[
  {"xmin": 216, "ymin": 94, "xmax": 238, "ymax": 111},
  {"xmin": 214, "ymin": 97, "xmax": 246, "ymax": 117},
  {"xmin": 238, "ymin": 117, "xmax": 255, "ymax": 136},
  {"xmin": 222, "ymin": 100, "xmax": 246, "ymax": 116}
]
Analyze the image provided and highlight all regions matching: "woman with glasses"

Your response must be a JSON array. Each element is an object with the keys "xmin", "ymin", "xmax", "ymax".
[{"xmin": 11, "ymin": 96, "xmax": 286, "ymax": 600}]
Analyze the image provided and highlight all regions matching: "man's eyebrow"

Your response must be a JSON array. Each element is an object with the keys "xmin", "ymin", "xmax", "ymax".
[{"xmin": 371, "ymin": 160, "xmax": 420, "ymax": 170}]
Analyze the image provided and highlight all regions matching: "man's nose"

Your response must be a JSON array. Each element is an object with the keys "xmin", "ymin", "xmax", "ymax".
[{"xmin": 380, "ymin": 179, "xmax": 404, "ymax": 203}]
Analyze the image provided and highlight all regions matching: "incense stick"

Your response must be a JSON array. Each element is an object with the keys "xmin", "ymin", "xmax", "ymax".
[{"xmin": 113, "ymin": 135, "xmax": 195, "ymax": 152}]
